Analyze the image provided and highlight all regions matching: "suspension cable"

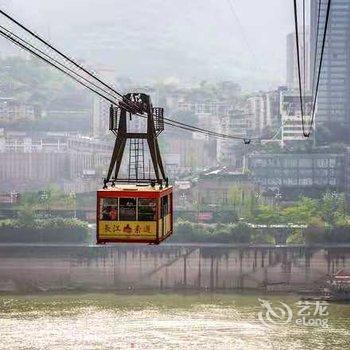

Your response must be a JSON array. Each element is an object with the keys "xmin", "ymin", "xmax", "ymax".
[
  {"xmin": 0, "ymin": 9, "xmax": 123, "ymax": 99},
  {"xmin": 0, "ymin": 29, "xmax": 120, "ymax": 106},
  {"xmin": 292, "ymin": 0, "xmax": 306, "ymax": 136},
  {"xmin": 307, "ymin": 0, "xmax": 332, "ymax": 137},
  {"xmin": 302, "ymin": 0, "xmax": 306, "ymax": 106},
  {"xmin": 293, "ymin": 0, "xmax": 332, "ymax": 137},
  {"xmin": 0, "ymin": 25, "xmax": 120, "ymax": 104},
  {"xmin": 311, "ymin": 0, "xmax": 322, "ymax": 98},
  {"xmin": 0, "ymin": 9, "xmax": 256, "ymax": 142}
]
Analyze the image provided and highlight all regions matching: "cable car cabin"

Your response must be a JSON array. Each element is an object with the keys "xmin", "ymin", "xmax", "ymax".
[{"xmin": 97, "ymin": 185, "xmax": 173, "ymax": 244}]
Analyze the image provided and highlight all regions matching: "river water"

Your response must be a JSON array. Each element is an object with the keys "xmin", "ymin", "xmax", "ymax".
[{"xmin": 0, "ymin": 293, "xmax": 349, "ymax": 350}]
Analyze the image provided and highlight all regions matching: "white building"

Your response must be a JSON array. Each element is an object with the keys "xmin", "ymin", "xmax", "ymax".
[
  {"xmin": 280, "ymin": 91, "xmax": 313, "ymax": 146},
  {"xmin": 246, "ymin": 87, "xmax": 286, "ymax": 136}
]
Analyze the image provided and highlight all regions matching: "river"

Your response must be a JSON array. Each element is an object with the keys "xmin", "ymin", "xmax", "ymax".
[{"xmin": 0, "ymin": 293, "xmax": 349, "ymax": 350}]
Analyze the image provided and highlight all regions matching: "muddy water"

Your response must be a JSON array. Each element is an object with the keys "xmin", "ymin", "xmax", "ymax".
[{"xmin": 0, "ymin": 293, "xmax": 349, "ymax": 350}]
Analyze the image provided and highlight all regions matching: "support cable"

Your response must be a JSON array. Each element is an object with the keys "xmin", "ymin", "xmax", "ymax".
[
  {"xmin": 311, "ymin": 0, "xmax": 322, "ymax": 98},
  {"xmin": 0, "ymin": 9, "xmax": 123, "ymax": 99},
  {"xmin": 292, "ymin": 0, "xmax": 306, "ymax": 136},
  {"xmin": 307, "ymin": 0, "xmax": 332, "ymax": 137},
  {"xmin": 0, "ymin": 10, "xmax": 257, "ymax": 142},
  {"xmin": 0, "ymin": 28, "xmax": 119, "ymax": 106},
  {"xmin": 293, "ymin": 0, "xmax": 332, "ymax": 137},
  {"xmin": 0, "ymin": 25, "xmax": 119, "ymax": 104}
]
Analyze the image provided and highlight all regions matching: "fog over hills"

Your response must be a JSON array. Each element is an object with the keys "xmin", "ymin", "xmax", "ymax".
[{"xmin": 3, "ymin": 0, "xmax": 293, "ymax": 90}]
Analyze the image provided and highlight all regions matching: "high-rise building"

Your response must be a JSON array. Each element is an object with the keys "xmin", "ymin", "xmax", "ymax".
[
  {"xmin": 310, "ymin": 0, "xmax": 350, "ymax": 131},
  {"xmin": 286, "ymin": 28, "xmax": 310, "ymax": 91},
  {"xmin": 246, "ymin": 87, "xmax": 286, "ymax": 137}
]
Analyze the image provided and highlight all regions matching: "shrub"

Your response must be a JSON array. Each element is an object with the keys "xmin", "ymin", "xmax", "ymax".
[
  {"xmin": 170, "ymin": 220, "xmax": 254, "ymax": 243},
  {"xmin": 303, "ymin": 218, "xmax": 326, "ymax": 244},
  {"xmin": 0, "ymin": 217, "xmax": 88, "ymax": 243}
]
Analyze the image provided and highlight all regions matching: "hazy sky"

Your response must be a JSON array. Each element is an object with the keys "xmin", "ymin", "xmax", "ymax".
[{"xmin": 2, "ymin": 0, "xmax": 294, "ymax": 90}]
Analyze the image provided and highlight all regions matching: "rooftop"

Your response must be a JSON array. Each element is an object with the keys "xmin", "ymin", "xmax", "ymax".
[{"xmin": 98, "ymin": 184, "xmax": 173, "ymax": 193}]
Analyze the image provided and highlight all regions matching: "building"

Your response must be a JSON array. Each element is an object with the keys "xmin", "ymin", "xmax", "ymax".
[
  {"xmin": 192, "ymin": 168, "xmax": 261, "ymax": 218},
  {"xmin": 281, "ymin": 115, "xmax": 305, "ymax": 144},
  {"xmin": 216, "ymin": 109, "xmax": 252, "ymax": 167},
  {"xmin": 248, "ymin": 152, "xmax": 344, "ymax": 199},
  {"xmin": 246, "ymin": 94, "xmax": 265, "ymax": 133},
  {"xmin": 0, "ymin": 131, "xmax": 70, "ymax": 152},
  {"xmin": 0, "ymin": 131, "xmax": 112, "ymax": 192},
  {"xmin": 0, "ymin": 151, "xmax": 68, "ymax": 191},
  {"xmin": 286, "ymin": 28, "xmax": 310, "ymax": 90},
  {"xmin": 310, "ymin": 0, "xmax": 350, "ymax": 132},
  {"xmin": 67, "ymin": 136, "xmax": 112, "ymax": 179},
  {"xmin": 280, "ymin": 90, "xmax": 313, "ymax": 146},
  {"xmin": 345, "ymin": 147, "xmax": 350, "ymax": 205},
  {"xmin": 246, "ymin": 87, "xmax": 286, "ymax": 136},
  {"xmin": 265, "ymin": 90, "xmax": 281, "ymax": 130},
  {"xmin": 161, "ymin": 133, "xmax": 218, "ymax": 174},
  {"xmin": 0, "ymin": 97, "xmax": 39, "ymax": 122},
  {"xmin": 91, "ymin": 97, "xmax": 109, "ymax": 138}
]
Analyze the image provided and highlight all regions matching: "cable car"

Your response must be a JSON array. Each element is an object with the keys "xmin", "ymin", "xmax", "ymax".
[
  {"xmin": 97, "ymin": 185, "xmax": 173, "ymax": 244},
  {"xmin": 96, "ymin": 93, "xmax": 173, "ymax": 244}
]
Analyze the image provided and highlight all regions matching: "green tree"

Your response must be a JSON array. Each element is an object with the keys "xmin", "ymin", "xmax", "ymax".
[
  {"xmin": 320, "ymin": 192, "xmax": 347, "ymax": 224},
  {"xmin": 255, "ymin": 204, "xmax": 282, "ymax": 224},
  {"xmin": 282, "ymin": 197, "xmax": 317, "ymax": 224},
  {"xmin": 17, "ymin": 204, "xmax": 36, "ymax": 227}
]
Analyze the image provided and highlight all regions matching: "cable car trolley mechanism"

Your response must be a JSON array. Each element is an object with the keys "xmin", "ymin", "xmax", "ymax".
[{"xmin": 97, "ymin": 93, "xmax": 173, "ymax": 244}]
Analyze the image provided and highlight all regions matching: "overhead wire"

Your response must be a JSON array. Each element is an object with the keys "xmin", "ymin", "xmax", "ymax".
[
  {"xmin": 302, "ymin": 0, "xmax": 306, "ymax": 111},
  {"xmin": 293, "ymin": 0, "xmax": 332, "ymax": 137},
  {"xmin": 0, "ymin": 9, "xmax": 257, "ymax": 142},
  {"xmin": 307, "ymin": 0, "xmax": 332, "ymax": 137},
  {"xmin": 292, "ymin": 0, "xmax": 307, "ymax": 136},
  {"xmin": 3, "ymin": 4, "xmax": 335, "ymax": 143},
  {"xmin": 225, "ymin": 0, "xmax": 263, "ymax": 73},
  {"xmin": 0, "ymin": 26, "xmax": 249, "ymax": 141},
  {"xmin": 311, "ymin": 0, "xmax": 322, "ymax": 98},
  {"xmin": 163, "ymin": 116, "xmax": 259, "ymax": 140},
  {"xmin": 0, "ymin": 9, "xmax": 123, "ymax": 100},
  {"xmin": 0, "ymin": 8, "xmax": 153, "ymax": 118},
  {"xmin": 0, "ymin": 28, "xmax": 120, "ymax": 106},
  {"xmin": 0, "ymin": 25, "xmax": 120, "ymax": 104}
]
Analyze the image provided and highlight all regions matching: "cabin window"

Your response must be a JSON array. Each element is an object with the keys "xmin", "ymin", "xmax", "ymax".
[
  {"xmin": 138, "ymin": 198, "xmax": 157, "ymax": 221},
  {"xmin": 119, "ymin": 198, "xmax": 137, "ymax": 221},
  {"xmin": 161, "ymin": 195, "xmax": 169, "ymax": 218},
  {"xmin": 100, "ymin": 198, "xmax": 119, "ymax": 221}
]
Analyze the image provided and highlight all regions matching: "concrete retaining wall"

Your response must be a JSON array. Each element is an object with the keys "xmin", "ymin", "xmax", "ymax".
[{"xmin": 0, "ymin": 244, "xmax": 349, "ymax": 292}]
